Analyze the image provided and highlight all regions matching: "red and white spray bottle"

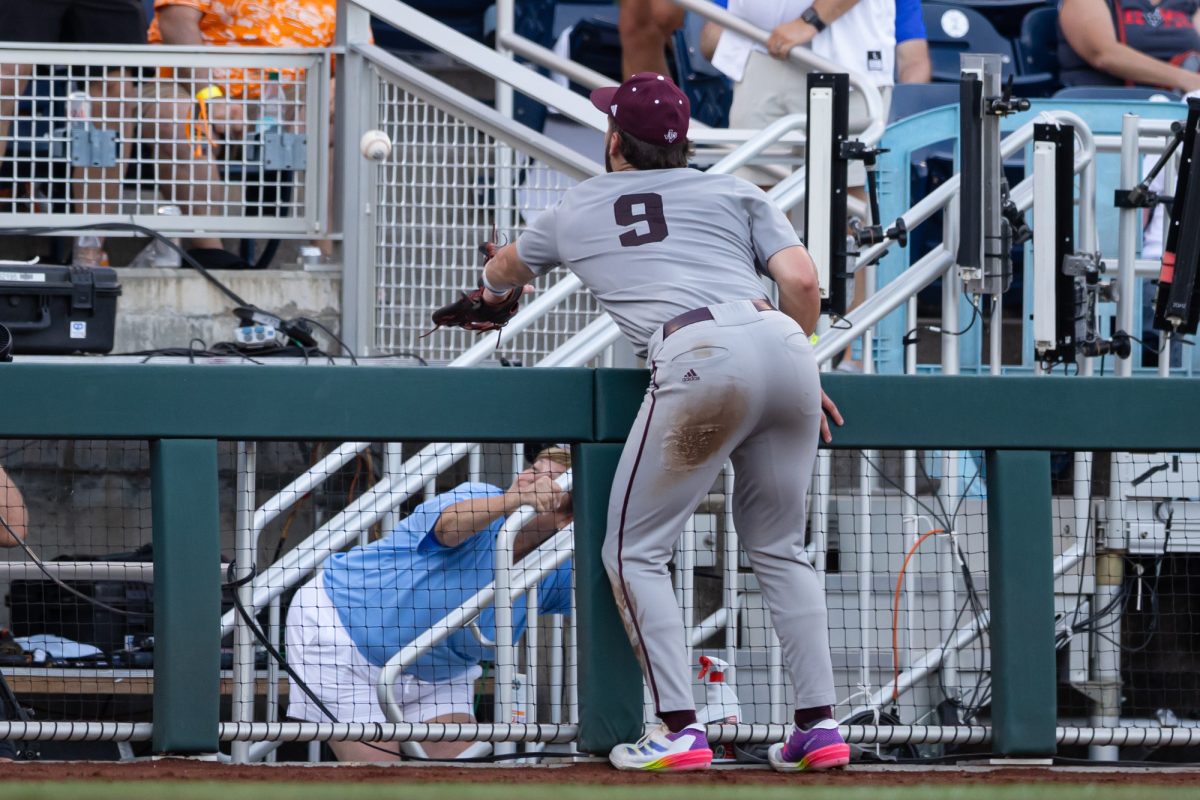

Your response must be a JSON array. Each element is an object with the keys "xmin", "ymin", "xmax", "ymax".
[{"xmin": 696, "ymin": 655, "xmax": 741, "ymax": 760}]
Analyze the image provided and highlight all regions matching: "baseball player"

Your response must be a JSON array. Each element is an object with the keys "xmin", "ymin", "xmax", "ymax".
[{"xmin": 442, "ymin": 72, "xmax": 846, "ymax": 772}]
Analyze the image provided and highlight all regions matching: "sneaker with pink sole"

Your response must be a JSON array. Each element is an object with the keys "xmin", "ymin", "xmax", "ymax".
[
  {"xmin": 767, "ymin": 719, "xmax": 851, "ymax": 772},
  {"xmin": 609, "ymin": 723, "xmax": 714, "ymax": 771}
]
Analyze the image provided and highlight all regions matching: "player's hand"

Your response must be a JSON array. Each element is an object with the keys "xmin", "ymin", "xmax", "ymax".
[
  {"xmin": 507, "ymin": 474, "xmax": 568, "ymax": 513},
  {"xmin": 766, "ymin": 19, "xmax": 818, "ymax": 59},
  {"xmin": 819, "ymin": 389, "xmax": 843, "ymax": 444}
]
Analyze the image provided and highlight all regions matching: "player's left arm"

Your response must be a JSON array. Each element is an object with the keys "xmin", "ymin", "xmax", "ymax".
[{"xmin": 480, "ymin": 244, "xmax": 538, "ymax": 304}]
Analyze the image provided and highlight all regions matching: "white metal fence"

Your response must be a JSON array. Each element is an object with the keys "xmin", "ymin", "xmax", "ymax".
[
  {"xmin": 0, "ymin": 43, "xmax": 329, "ymax": 237},
  {"xmin": 369, "ymin": 61, "xmax": 603, "ymax": 363}
]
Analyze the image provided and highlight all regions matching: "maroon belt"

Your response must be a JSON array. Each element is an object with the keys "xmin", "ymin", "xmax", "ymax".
[{"xmin": 661, "ymin": 298, "xmax": 775, "ymax": 340}]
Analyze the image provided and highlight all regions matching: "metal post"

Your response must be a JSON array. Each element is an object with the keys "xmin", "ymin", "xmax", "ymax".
[
  {"xmin": 939, "ymin": 237, "xmax": 961, "ymax": 703},
  {"xmin": 985, "ymin": 450, "xmax": 1057, "ymax": 757},
  {"xmin": 721, "ymin": 466, "xmax": 740, "ymax": 690},
  {"xmin": 231, "ymin": 442, "xmax": 257, "ymax": 764},
  {"xmin": 383, "ymin": 442, "xmax": 404, "ymax": 533},
  {"xmin": 903, "ymin": 295, "xmax": 919, "ymax": 719},
  {"xmin": 1116, "ymin": 114, "xmax": 1140, "ymax": 377},
  {"xmin": 549, "ymin": 615, "xmax": 565, "ymax": 724},
  {"xmin": 573, "ymin": 443, "xmax": 642, "ymax": 753},
  {"xmin": 266, "ymin": 596, "xmax": 281, "ymax": 763},
  {"xmin": 151, "ymin": 439, "xmax": 221, "ymax": 754},
  {"xmin": 494, "ymin": 0, "xmax": 517, "ymax": 242},
  {"xmin": 858, "ymin": 263, "xmax": 876, "ymax": 700},
  {"xmin": 335, "ymin": 1, "xmax": 378, "ymax": 356},
  {"xmin": 679, "ymin": 519, "xmax": 696, "ymax": 674}
]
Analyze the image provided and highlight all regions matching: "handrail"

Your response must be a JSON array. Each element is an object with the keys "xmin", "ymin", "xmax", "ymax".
[
  {"xmin": 350, "ymin": 0, "xmax": 606, "ymax": 131},
  {"xmin": 671, "ymin": 0, "xmax": 886, "ymax": 146},
  {"xmin": 493, "ymin": 471, "xmax": 574, "ymax": 734},
  {"xmin": 355, "ymin": 41, "xmax": 603, "ymax": 180},
  {"xmin": 377, "ymin": 526, "xmax": 576, "ymax": 719}
]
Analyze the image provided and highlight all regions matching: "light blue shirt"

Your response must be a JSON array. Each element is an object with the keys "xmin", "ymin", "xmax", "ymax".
[{"xmin": 322, "ymin": 482, "xmax": 573, "ymax": 683}]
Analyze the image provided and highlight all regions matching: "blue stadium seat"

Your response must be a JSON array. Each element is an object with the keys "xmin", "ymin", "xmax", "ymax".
[
  {"xmin": 924, "ymin": 2, "xmax": 1017, "ymax": 82},
  {"xmin": 671, "ymin": 12, "xmax": 732, "ymax": 127},
  {"xmin": 888, "ymin": 82, "xmax": 960, "ymax": 122},
  {"xmin": 1053, "ymin": 85, "xmax": 1182, "ymax": 101},
  {"xmin": 923, "ymin": 2, "xmax": 1055, "ymax": 95},
  {"xmin": 1015, "ymin": 7, "xmax": 1060, "ymax": 90}
]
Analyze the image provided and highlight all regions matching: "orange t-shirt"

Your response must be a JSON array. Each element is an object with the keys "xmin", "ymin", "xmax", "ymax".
[{"xmin": 148, "ymin": 0, "xmax": 337, "ymax": 96}]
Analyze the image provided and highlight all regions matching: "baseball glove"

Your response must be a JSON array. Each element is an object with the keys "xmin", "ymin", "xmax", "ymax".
[{"xmin": 430, "ymin": 283, "xmax": 522, "ymax": 332}]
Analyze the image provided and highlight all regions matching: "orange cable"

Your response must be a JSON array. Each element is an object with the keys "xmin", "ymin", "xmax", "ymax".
[{"xmin": 891, "ymin": 528, "xmax": 945, "ymax": 702}]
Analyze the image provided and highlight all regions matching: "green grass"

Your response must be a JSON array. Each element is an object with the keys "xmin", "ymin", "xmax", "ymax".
[{"xmin": 3, "ymin": 784, "xmax": 1200, "ymax": 800}]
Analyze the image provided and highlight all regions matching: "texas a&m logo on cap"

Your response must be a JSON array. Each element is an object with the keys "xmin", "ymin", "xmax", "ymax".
[{"xmin": 589, "ymin": 73, "xmax": 690, "ymax": 146}]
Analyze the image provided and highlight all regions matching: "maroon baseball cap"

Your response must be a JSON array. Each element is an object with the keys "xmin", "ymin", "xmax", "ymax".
[{"xmin": 590, "ymin": 72, "xmax": 690, "ymax": 146}]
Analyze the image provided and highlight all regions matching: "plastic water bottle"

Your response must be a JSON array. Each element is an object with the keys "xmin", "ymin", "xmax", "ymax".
[
  {"xmin": 258, "ymin": 71, "xmax": 284, "ymax": 134},
  {"xmin": 67, "ymin": 90, "xmax": 91, "ymax": 135},
  {"xmin": 72, "ymin": 235, "xmax": 105, "ymax": 268},
  {"xmin": 127, "ymin": 205, "xmax": 183, "ymax": 268},
  {"xmin": 250, "ymin": 71, "xmax": 284, "ymax": 163},
  {"xmin": 152, "ymin": 205, "xmax": 183, "ymax": 267},
  {"xmin": 695, "ymin": 656, "xmax": 741, "ymax": 761}
]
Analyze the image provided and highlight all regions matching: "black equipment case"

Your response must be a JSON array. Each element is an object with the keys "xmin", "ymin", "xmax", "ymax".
[{"xmin": 0, "ymin": 265, "xmax": 121, "ymax": 354}]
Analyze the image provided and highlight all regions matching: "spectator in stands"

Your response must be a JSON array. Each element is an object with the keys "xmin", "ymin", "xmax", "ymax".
[
  {"xmin": 619, "ymin": 0, "xmax": 687, "ymax": 78},
  {"xmin": 0, "ymin": 0, "xmax": 149, "ymax": 267},
  {"xmin": 284, "ymin": 448, "xmax": 574, "ymax": 762},
  {"xmin": 1059, "ymin": 0, "xmax": 1200, "ymax": 91},
  {"xmin": 0, "ymin": 465, "xmax": 27, "ymax": 763},
  {"xmin": 895, "ymin": 0, "xmax": 931, "ymax": 83},
  {"xmin": 145, "ymin": 0, "xmax": 336, "ymax": 267},
  {"xmin": 709, "ymin": 0, "xmax": 895, "ymax": 131}
]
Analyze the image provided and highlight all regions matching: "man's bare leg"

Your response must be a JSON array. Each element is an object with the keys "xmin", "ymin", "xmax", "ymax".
[
  {"xmin": 0, "ymin": 64, "xmax": 32, "ymax": 164},
  {"xmin": 326, "ymin": 712, "xmax": 476, "ymax": 762},
  {"xmin": 142, "ymin": 84, "xmax": 224, "ymax": 251},
  {"xmin": 327, "ymin": 740, "xmax": 401, "ymax": 762}
]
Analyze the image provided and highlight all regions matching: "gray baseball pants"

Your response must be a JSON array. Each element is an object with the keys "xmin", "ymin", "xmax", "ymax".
[{"xmin": 602, "ymin": 299, "xmax": 837, "ymax": 717}]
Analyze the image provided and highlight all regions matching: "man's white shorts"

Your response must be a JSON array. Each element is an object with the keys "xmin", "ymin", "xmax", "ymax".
[{"xmin": 284, "ymin": 574, "xmax": 482, "ymax": 724}]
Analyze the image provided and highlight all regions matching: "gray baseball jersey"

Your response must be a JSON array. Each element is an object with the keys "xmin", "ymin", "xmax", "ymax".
[
  {"xmin": 517, "ymin": 168, "xmax": 801, "ymax": 357},
  {"xmin": 514, "ymin": 166, "xmax": 835, "ymax": 728}
]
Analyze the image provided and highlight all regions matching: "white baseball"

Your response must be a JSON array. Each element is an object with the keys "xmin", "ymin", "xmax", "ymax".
[{"xmin": 359, "ymin": 129, "xmax": 392, "ymax": 161}]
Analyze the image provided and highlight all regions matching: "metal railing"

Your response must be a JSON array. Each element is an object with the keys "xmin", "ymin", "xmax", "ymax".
[{"xmin": 0, "ymin": 43, "xmax": 330, "ymax": 237}]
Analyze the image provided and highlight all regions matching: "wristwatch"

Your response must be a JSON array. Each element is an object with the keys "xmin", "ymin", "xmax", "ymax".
[{"xmin": 800, "ymin": 6, "xmax": 827, "ymax": 32}]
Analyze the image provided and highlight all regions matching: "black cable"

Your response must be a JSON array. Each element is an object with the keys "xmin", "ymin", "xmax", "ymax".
[
  {"xmin": 0, "ymin": 222, "xmax": 250, "ymax": 308},
  {"xmin": 902, "ymin": 292, "xmax": 984, "ymax": 348},
  {"xmin": 1125, "ymin": 333, "xmax": 1197, "ymax": 357},
  {"xmin": 297, "ymin": 317, "xmax": 357, "ymax": 365},
  {"xmin": 0, "ymin": 511, "xmax": 141, "ymax": 618},
  {"xmin": 0, "ymin": 221, "xmax": 392, "ymax": 367},
  {"xmin": 359, "ymin": 351, "xmax": 430, "ymax": 366}
]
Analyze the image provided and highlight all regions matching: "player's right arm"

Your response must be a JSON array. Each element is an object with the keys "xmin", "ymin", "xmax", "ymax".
[
  {"xmin": 433, "ymin": 476, "xmax": 565, "ymax": 548},
  {"xmin": 768, "ymin": 246, "xmax": 822, "ymax": 336},
  {"xmin": 767, "ymin": 246, "xmax": 845, "ymax": 443},
  {"xmin": 481, "ymin": 203, "xmax": 563, "ymax": 303}
]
